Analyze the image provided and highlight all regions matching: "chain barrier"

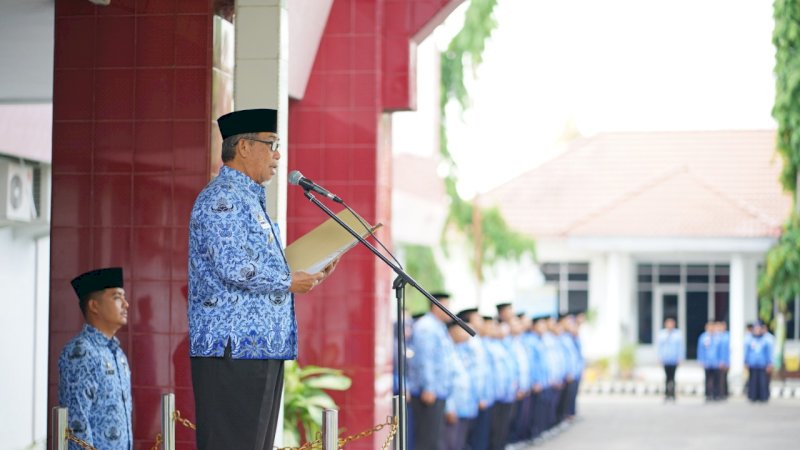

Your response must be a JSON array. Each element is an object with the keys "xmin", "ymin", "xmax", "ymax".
[
  {"xmin": 64, "ymin": 408, "xmax": 394, "ymax": 450},
  {"xmin": 65, "ymin": 429, "xmax": 98, "ymax": 450},
  {"xmin": 150, "ymin": 409, "xmax": 197, "ymax": 450},
  {"xmin": 276, "ymin": 415, "xmax": 398, "ymax": 450}
]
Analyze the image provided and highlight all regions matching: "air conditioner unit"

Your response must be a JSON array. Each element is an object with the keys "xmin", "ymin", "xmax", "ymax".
[{"xmin": 0, "ymin": 160, "xmax": 36, "ymax": 222}]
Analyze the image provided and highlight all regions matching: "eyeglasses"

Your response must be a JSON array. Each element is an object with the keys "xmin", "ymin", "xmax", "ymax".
[{"xmin": 245, "ymin": 138, "xmax": 280, "ymax": 152}]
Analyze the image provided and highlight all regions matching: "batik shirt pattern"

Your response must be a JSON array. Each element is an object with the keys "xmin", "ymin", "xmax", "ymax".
[
  {"xmin": 58, "ymin": 324, "xmax": 132, "ymax": 450},
  {"xmin": 188, "ymin": 166, "xmax": 295, "ymax": 360}
]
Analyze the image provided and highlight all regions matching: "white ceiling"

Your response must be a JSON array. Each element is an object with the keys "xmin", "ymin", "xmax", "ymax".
[{"xmin": 0, "ymin": 0, "xmax": 54, "ymax": 103}]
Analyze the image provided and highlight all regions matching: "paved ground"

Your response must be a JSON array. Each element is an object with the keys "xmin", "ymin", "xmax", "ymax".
[{"xmin": 524, "ymin": 395, "xmax": 800, "ymax": 450}]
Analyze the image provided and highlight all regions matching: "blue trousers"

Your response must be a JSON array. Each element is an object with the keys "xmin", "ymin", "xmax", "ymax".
[{"xmin": 747, "ymin": 368, "xmax": 770, "ymax": 402}]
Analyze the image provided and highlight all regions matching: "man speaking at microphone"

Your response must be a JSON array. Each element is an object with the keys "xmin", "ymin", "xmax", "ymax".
[{"xmin": 188, "ymin": 108, "xmax": 338, "ymax": 450}]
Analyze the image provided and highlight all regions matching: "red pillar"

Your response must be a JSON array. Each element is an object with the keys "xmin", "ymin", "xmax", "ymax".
[
  {"xmin": 48, "ymin": 1, "xmax": 212, "ymax": 448},
  {"xmin": 288, "ymin": 1, "xmax": 463, "ymax": 448}
]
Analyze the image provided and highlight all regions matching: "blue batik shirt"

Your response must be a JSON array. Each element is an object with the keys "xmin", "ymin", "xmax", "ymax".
[
  {"xmin": 58, "ymin": 325, "xmax": 132, "ymax": 450},
  {"xmin": 188, "ymin": 166, "xmax": 295, "ymax": 360},
  {"xmin": 542, "ymin": 332, "xmax": 566, "ymax": 386},
  {"xmin": 486, "ymin": 338, "xmax": 517, "ymax": 403},
  {"xmin": 407, "ymin": 313, "xmax": 455, "ymax": 398},
  {"xmin": 525, "ymin": 333, "xmax": 549, "ymax": 389},
  {"xmin": 470, "ymin": 337, "xmax": 495, "ymax": 407},
  {"xmin": 446, "ymin": 342, "xmax": 479, "ymax": 419}
]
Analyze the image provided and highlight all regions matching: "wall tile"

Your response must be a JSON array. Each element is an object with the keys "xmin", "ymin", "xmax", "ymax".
[
  {"xmin": 174, "ymin": 68, "xmax": 208, "ymax": 119},
  {"xmin": 95, "ymin": 69, "xmax": 136, "ymax": 119},
  {"xmin": 95, "ymin": 173, "xmax": 133, "ymax": 226},
  {"xmin": 131, "ymin": 227, "xmax": 172, "ymax": 280},
  {"xmin": 54, "ymin": 17, "xmax": 96, "ymax": 69},
  {"xmin": 134, "ymin": 121, "xmax": 174, "ymax": 172},
  {"xmin": 175, "ymin": 14, "xmax": 209, "ymax": 67},
  {"xmin": 52, "ymin": 121, "xmax": 93, "ymax": 173},
  {"xmin": 96, "ymin": 16, "xmax": 136, "ymax": 67},
  {"xmin": 135, "ymin": 69, "xmax": 175, "ymax": 119},
  {"xmin": 95, "ymin": 121, "xmax": 135, "ymax": 172},
  {"xmin": 92, "ymin": 227, "xmax": 132, "ymax": 271},
  {"xmin": 133, "ymin": 175, "xmax": 174, "ymax": 226},
  {"xmin": 53, "ymin": 69, "xmax": 95, "ymax": 120},
  {"xmin": 131, "ymin": 333, "xmax": 171, "ymax": 387},
  {"xmin": 50, "ymin": 174, "xmax": 93, "ymax": 227},
  {"xmin": 136, "ymin": 15, "xmax": 176, "ymax": 67},
  {"xmin": 173, "ymin": 121, "xmax": 210, "ymax": 174},
  {"xmin": 130, "ymin": 280, "xmax": 172, "ymax": 333},
  {"xmin": 50, "ymin": 227, "xmax": 94, "ymax": 280}
]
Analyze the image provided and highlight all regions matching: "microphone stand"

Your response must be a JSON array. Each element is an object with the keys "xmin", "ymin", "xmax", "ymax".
[{"xmin": 300, "ymin": 190, "xmax": 475, "ymax": 450}]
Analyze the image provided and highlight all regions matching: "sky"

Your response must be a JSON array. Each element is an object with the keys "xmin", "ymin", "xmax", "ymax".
[{"xmin": 434, "ymin": 0, "xmax": 778, "ymax": 197}]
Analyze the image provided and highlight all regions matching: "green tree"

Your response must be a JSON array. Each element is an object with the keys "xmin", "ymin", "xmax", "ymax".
[
  {"xmin": 402, "ymin": 244, "xmax": 446, "ymax": 315},
  {"xmin": 759, "ymin": 0, "xmax": 800, "ymax": 370},
  {"xmin": 439, "ymin": 0, "xmax": 536, "ymax": 281}
]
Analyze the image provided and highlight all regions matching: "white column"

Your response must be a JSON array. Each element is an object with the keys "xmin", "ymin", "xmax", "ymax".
[
  {"xmin": 729, "ymin": 254, "xmax": 745, "ymax": 378},
  {"xmin": 233, "ymin": 2, "xmax": 289, "ymax": 445},
  {"xmin": 235, "ymin": 0, "xmax": 289, "ymax": 231}
]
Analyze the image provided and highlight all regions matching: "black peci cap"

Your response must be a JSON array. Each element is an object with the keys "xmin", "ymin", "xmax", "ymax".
[
  {"xmin": 217, "ymin": 109, "xmax": 278, "ymax": 139},
  {"xmin": 71, "ymin": 267, "xmax": 124, "ymax": 301}
]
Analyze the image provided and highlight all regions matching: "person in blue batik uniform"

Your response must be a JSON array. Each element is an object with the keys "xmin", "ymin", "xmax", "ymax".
[
  {"xmin": 657, "ymin": 317, "xmax": 683, "ymax": 401},
  {"xmin": 442, "ymin": 320, "xmax": 479, "ymax": 450},
  {"xmin": 744, "ymin": 321, "xmax": 774, "ymax": 402},
  {"xmin": 59, "ymin": 267, "xmax": 132, "ymax": 450},
  {"xmin": 407, "ymin": 292, "xmax": 456, "ymax": 450},
  {"xmin": 461, "ymin": 311, "xmax": 494, "ymax": 450},
  {"xmin": 189, "ymin": 109, "xmax": 338, "ymax": 450}
]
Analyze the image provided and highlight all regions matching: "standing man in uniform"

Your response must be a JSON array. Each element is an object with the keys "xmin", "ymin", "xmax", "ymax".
[
  {"xmin": 59, "ymin": 267, "xmax": 132, "ymax": 450},
  {"xmin": 657, "ymin": 317, "xmax": 683, "ymax": 402},
  {"xmin": 189, "ymin": 109, "xmax": 337, "ymax": 450},
  {"xmin": 715, "ymin": 320, "xmax": 730, "ymax": 400},
  {"xmin": 408, "ymin": 292, "xmax": 456, "ymax": 450},
  {"xmin": 744, "ymin": 321, "xmax": 774, "ymax": 402}
]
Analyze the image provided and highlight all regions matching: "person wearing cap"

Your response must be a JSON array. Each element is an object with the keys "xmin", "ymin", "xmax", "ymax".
[
  {"xmin": 744, "ymin": 321, "xmax": 774, "ymax": 402},
  {"xmin": 657, "ymin": 317, "xmax": 683, "ymax": 402},
  {"xmin": 188, "ymin": 109, "xmax": 338, "ymax": 450},
  {"xmin": 442, "ymin": 320, "xmax": 479, "ymax": 450},
  {"xmin": 58, "ymin": 267, "xmax": 132, "ymax": 450},
  {"xmin": 407, "ymin": 292, "xmax": 456, "ymax": 450},
  {"xmin": 484, "ymin": 316, "xmax": 516, "ymax": 450},
  {"xmin": 462, "ymin": 310, "xmax": 494, "ymax": 450},
  {"xmin": 526, "ymin": 314, "xmax": 550, "ymax": 442}
]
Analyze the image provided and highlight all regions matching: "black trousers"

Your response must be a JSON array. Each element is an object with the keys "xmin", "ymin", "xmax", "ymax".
[
  {"xmin": 466, "ymin": 406, "xmax": 491, "ymax": 450},
  {"xmin": 410, "ymin": 396, "xmax": 445, "ymax": 450},
  {"xmin": 489, "ymin": 401, "xmax": 513, "ymax": 450},
  {"xmin": 704, "ymin": 368, "xmax": 720, "ymax": 399},
  {"xmin": 717, "ymin": 368, "xmax": 729, "ymax": 399},
  {"xmin": 663, "ymin": 364, "xmax": 677, "ymax": 399},
  {"xmin": 191, "ymin": 351, "xmax": 284, "ymax": 450}
]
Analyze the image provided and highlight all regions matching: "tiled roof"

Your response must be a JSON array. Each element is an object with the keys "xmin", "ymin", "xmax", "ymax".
[{"xmin": 481, "ymin": 130, "xmax": 791, "ymax": 238}]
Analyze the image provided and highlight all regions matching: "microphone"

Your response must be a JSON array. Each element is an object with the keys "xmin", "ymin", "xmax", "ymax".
[{"xmin": 288, "ymin": 170, "xmax": 343, "ymax": 203}]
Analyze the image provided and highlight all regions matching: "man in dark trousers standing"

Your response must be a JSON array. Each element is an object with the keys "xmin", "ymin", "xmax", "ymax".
[
  {"xmin": 407, "ymin": 292, "xmax": 456, "ymax": 450},
  {"xmin": 188, "ymin": 109, "xmax": 337, "ymax": 449}
]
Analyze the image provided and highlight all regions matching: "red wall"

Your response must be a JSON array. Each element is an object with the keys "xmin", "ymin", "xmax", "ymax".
[{"xmin": 49, "ymin": 0, "xmax": 460, "ymax": 449}]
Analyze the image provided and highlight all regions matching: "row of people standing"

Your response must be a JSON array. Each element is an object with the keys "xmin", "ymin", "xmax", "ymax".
[
  {"xmin": 404, "ymin": 293, "xmax": 584, "ymax": 450},
  {"xmin": 657, "ymin": 318, "xmax": 775, "ymax": 403}
]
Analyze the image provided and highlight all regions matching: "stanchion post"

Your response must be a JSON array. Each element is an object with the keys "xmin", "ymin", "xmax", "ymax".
[
  {"xmin": 322, "ymin": 409, "xmax": 338, "ymax": 450},
  {"xmin": 392, "ymin": 395, "xmax": 402, "ymax": 450},
  {"xmin": 161, "ymin": 393, "xmax": 176, "ymax": 450},
  {"xmin": 52, "ymin": 407, "xmax": 68, "ymax": 450}
]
